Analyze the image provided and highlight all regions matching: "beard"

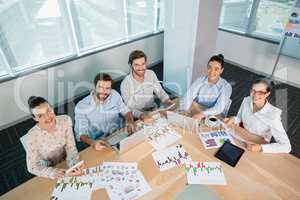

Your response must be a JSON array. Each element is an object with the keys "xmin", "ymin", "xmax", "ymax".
[
  {"xmin": 133, "ymin": 68, "xmax": 145, "ymax": 77},
  {"xmin": 96, "ymin": 92, "xmax": 109, "ymax": 101}
]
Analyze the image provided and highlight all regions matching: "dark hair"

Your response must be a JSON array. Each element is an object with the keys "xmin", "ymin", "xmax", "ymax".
[
  {"xmin": 128, "ymin": 50, "xmax": 147, "ymax": 66},
  {"xmin": 252, "ymin": 78, "xmax": 272, "ymax": 92},
  {"xmin": 94, "ymin": 73, "xmax": 113, "ymax": 87},
  {"xmin": 208, "ymin": 54, "xmax": 224, "ymax": 68},
  {"xmin": 28, "ymin": 96, "xmax": 48, "ymax": 116}
]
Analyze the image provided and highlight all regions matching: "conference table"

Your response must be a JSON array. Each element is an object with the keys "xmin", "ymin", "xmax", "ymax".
[{"xmin": 1, "ymin": 113, "xmax": 300, "ymax": 200}]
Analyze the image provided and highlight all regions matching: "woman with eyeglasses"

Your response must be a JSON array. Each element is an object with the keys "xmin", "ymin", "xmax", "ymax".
[
  {"xmin": 224, "ymin": 79, "xmax": 291, "ymax": 153},
  {"xmin": 25, "ymin": 96, "xmax": 83, "ymax": 179}
]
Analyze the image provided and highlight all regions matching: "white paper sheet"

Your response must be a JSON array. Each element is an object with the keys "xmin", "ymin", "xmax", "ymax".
[
  {"xmin": 50, "ymin": 176, "xmax": 94, "ymax": 200},
  {"xmin": 147, "ymin": 126, "xmax": 182, "ymax": 150},
  {"xmin": 105, "ymin": 171, "xmax": 151, "ymax": 200},
  {"xmin": 152, "ymin": 144, "xmax": 192, "ymax": 171},
  {"xmin": 185, "ymin": 161, "xmax": 226, "ymax": 185}
]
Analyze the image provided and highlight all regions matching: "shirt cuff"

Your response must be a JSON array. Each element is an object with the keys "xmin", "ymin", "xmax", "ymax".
[{"xmin": 261, "ymin": 144, "xmax": 272, "ymax": 153}]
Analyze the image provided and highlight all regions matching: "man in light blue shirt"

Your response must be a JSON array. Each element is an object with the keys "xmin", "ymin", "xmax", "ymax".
[
  {"xmin": 180, "ymin": 54, "xmax": 232, "ymax": 120},
  {"xmin": 74, "ymin": 73, "xmax": 135, "ymax": 150}
]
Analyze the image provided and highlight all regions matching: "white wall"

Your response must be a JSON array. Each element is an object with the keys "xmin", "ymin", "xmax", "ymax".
[
  {"xmin": 163, "ymin": 0, "xmax": 222, "ymax": 96},
  {"xmin": 0, "ymin": 34, "xmax": 163, "ymax": 129},
  {"xmin": 216, "ymin": 30, "xmax": 300, "ymax": 87}
]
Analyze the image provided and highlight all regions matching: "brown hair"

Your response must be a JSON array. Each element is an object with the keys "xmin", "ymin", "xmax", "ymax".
[
  {"xmin": 93, "ymin": 73, "xmax": 113, "ymax": 87},
  {"xmin": 208, "ymin": 54, "xmax": 224, "ymax": 68},
  {"xmin": 128, "ymin": 50, "xmax": 147, "ymax": 66}
]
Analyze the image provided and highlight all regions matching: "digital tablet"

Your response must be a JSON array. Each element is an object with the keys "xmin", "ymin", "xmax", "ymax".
[{"xmin": 214, "ymin": 141, "xmax": 245, "ymax": 167}]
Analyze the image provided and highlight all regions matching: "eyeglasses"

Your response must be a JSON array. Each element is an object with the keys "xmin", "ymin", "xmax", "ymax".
[{"xmin": 250, "ymin": 89, "xmax": 268, "ymax": 96}]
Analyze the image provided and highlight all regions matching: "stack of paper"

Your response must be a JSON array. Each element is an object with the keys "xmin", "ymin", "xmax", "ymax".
[
  {"xmin": 152, "ymin": 144, "xmax": 192, "ymax": 171},
  {"xmin": 138, "ymin": 115, "xmax": 182, "ymax": 150},
  {"xmin": 147, "ymin": 126, "xmax": 182, "ymax": 150}
]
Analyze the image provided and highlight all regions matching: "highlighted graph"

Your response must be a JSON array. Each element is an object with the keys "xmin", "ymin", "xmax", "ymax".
[
  {"xmin": 185, "ymin": 162, "xmax": 226, "ymax": 185},
  {"xmin": 51, "ymin": 176, "xmax": 94, "ymax": 200}
]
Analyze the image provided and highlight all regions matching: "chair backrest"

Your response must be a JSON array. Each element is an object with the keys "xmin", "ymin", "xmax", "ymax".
[{"xmin": 20, "ymin": 133, "xmax": 30, "ymax": 152}]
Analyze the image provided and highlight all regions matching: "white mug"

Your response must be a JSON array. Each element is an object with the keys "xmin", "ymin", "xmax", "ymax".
[{"xmin": 205, "ymin": 116, "xmax": 219, "ymax": 128}]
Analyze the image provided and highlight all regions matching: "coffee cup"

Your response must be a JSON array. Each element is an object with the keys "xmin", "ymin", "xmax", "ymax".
[{"xmin": 205, "ymin": 116, "xmax": 219, "ymax": 127}]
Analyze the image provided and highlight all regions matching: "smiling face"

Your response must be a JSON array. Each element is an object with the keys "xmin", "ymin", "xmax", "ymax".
[
  {"xmin": 132, "ymin": 57, "xmax": 146, "ymax": 78},
  {"xmin": 32, "ymin": 102, "xmax": 56, "ymax": 129},
  {"xmin": 207, "ymin": 61, "xmax": 223, "ymax": 83},
  {"xmin": 250, "ymin": 82, "xmax": 270, "ymax": 105},
  {"xmin": 94, "ymin": 80, "xmax": 112, "ymax": 102}
]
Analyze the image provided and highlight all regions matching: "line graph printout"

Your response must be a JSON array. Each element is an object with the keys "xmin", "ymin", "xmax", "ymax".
[
  {"xmin": 50, "ymin": 176, "xmax": 94, "ymax": 200},
  {"xmin": 152, "ymin": 144, "xmax": 192, "ymax": 171},
  {"xmin": 185, "ymin": 162, "xmax": 226, "ymax": 185}
]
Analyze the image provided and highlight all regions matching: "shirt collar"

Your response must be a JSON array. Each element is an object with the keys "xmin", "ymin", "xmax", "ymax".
[
  {"xmin": 130, "ymin": 70, "xmax": 146, "ymax": 84},
  {"xmin": 249, "ymin": 97, "xmax": 271, "ymax": 114},
  {"xmin": 204, "ymin": 75, "xmax": 222, "ymax": 88}
]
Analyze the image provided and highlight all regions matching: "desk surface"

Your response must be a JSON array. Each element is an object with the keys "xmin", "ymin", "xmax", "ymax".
[{"xmin": 1, "ymin": 124, "xmax": 300, "ymax": 200}]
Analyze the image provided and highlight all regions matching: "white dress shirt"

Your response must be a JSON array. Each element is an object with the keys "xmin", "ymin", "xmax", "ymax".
[
  {"xmin": 234, "ymin": 96, "xmax": 291, "ymax": 153},
  {"xmin": 121, "ymin": 70, "xmax": 169, "ymax": 118}
]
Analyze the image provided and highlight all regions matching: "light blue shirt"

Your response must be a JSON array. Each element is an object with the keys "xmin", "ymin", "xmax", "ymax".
[
  {"xmin": 74, "ymin": 90, "xmax": 130, "ymax": 141},
  {"xmin": 180, "ymin": 76, "xmax": 232, "ymax": 116}
]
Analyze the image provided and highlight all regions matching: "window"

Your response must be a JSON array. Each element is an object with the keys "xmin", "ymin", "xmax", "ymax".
[
  {"xmin": 220, "ymin": 0, "xmax": 296, "ymax": 42},
  {"xmin": 157, "ymin": 0, "xmax": 164, "ymax": 30},
  {"xmin": 250, "ymin": 0, "xmax": 296, "ymax": 40},
  {"xmin": 0, "ymin": 49, "xmax": 9, "ymax": 77},
  {"xmin": 220, "ymin": 0, "xmax": 254, "ymax": 33},
  {"xmin": 127, "ymin": 0, "xmax": 156, "ymax": 38},
  {"xmin": 0, "ymin": 0, "xmax": 75, "ymax": 72},
  {"xmin": 0, "ymin": 0, "xmax": 162, "ymax": 81},
  {"xmin": 71, "ymin": 0, "xmax": 127, "ymax": 50}
]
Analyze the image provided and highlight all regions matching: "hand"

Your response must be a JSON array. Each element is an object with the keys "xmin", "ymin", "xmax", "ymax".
[
  {"xmin": 163, "ymin": 99, "xmax": 173, "ymax": 104},
  {"xmin": 223, "ymin": 117, "xmax": 235, "ymax": 127},
  {"xmin": 52, "ymin": 168, "xmax": 66, "ymax": 179},
  {"xmin": 127, "ymin": 123, "xmax": 136, "ymax": 135},
  {"xmin": 66, "ymin": 163, "xmax": 85, "ymax": 177},
  {"xmin": 140, "ymin": 114, "xmax": 153, "ymax": 124},
  {"xmin": 192, "ymin": 113, "xmax": 205, "ymax": 121},
  {"xmin": 92, "ymin": 140, "xmax": 107, "ymax": 151},
  {"xmin": 246, "ymin": 143, "xmax": 262, "ymax": 152}
]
